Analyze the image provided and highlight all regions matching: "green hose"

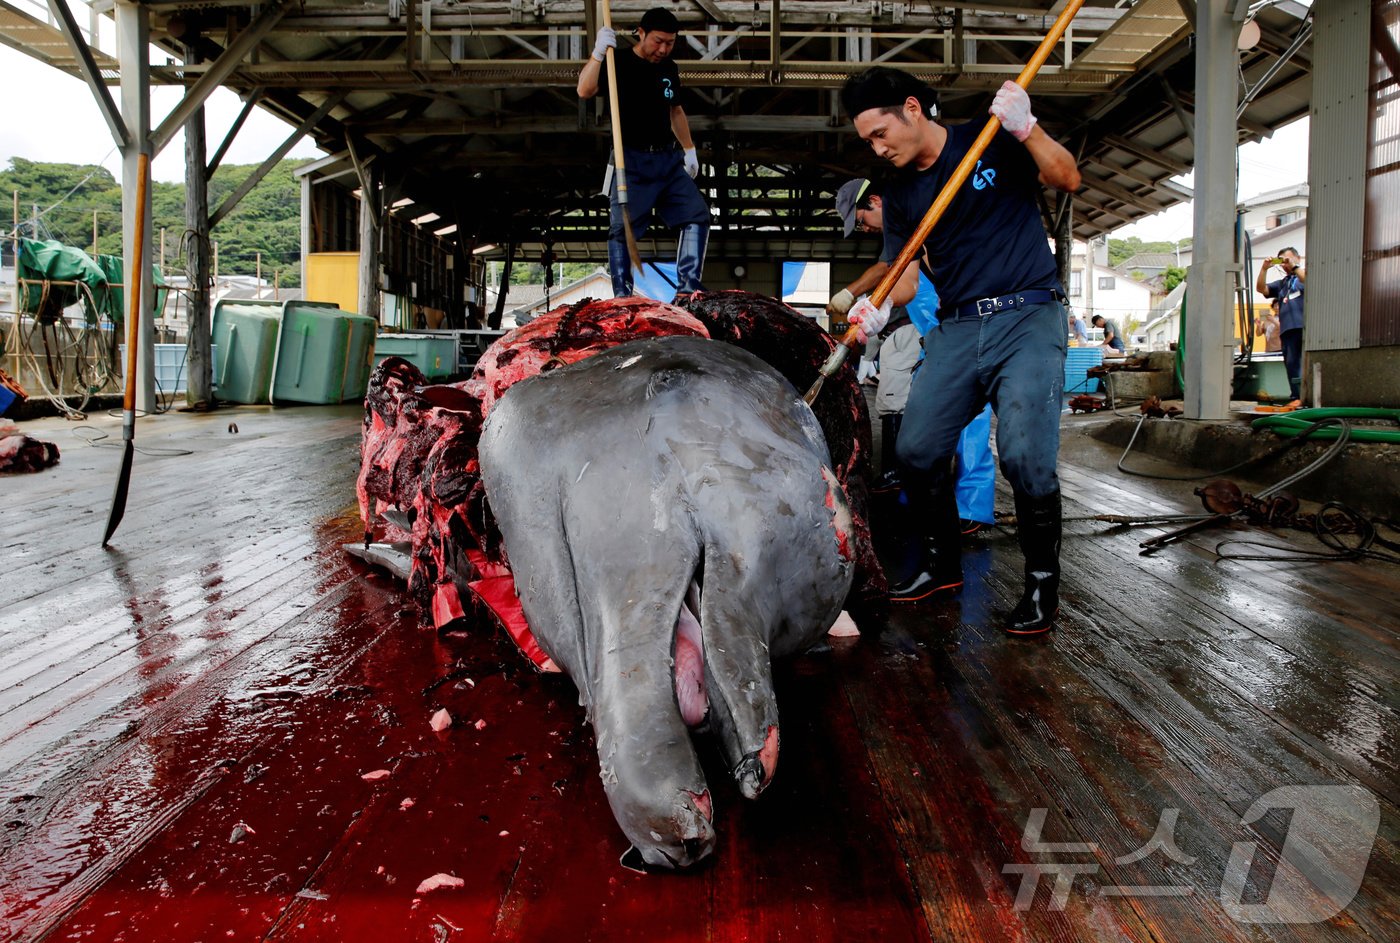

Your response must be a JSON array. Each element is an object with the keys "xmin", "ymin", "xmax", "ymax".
[{"xmin": 1252, "ymin": 407, "xmax": 1400, "ymax": 443}]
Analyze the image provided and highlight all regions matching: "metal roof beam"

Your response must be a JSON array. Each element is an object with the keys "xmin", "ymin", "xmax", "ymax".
[
  {"xmin": 151, "ymin": 1, "xmax": 290, "ymax": 155},
  {"xmin": 1102, "ymin": 133, "xmax": 1191, "ymax": 176},
  {"xmin": 1078, "ymin": 175, "xmax": 1168, "ymax": 215},
  {"xmin": 206, "ymin": 89, "xmax": 265, "ymax": 178},
  {"xmin": 210, "ymin": 92, "xmax": 344, "ymax": 227},
  {"xmin": 356, "ymin": 114, "xmax": 847, "ymax": 136},
  {"xmin": 45, "ymin": 0, "xmax": 127, "ymax": 147}
]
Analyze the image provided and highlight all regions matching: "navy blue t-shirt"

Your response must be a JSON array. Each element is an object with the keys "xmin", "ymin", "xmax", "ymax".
[
  {"xmin": 1265, "ymin": 273, "xmax": 1305, "ymax": 333},
  {"xmin": 881, "ymin": 124, "xmax": 1061, "ymax": 309},
  {"xmin": 599, "ymin": 47, "xmax": 682, "ymax": 149}
]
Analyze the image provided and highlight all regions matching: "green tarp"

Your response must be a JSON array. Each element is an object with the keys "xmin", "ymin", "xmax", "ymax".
[{"xmin": 16, "ymin": 238, "xmax": 167, "ymax": 326}]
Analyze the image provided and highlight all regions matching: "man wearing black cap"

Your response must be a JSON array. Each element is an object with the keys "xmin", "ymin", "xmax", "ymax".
[
  {"xmin": 833, "ymin": 177, "xmax": 997, "ymax": 535},
  {"xmin": 840, "ymin": 66, "xmax": 1080, "ymax": 636},
  {"xmin": 578, "ymin": 7, "xmax": 710, "ymax": 303}
]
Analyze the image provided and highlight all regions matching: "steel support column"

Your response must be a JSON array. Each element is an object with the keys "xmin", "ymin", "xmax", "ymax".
[
  {"xmin": 1184, "ymin": 0, "xmax": 1237, "ymax": 420},
  {"xmin": 1306, "ymin": 0, "xmax": 1367, "ymax": 356},
  {"xmin": 116, "ymin": 0, "xmax": 154, "ymax": 412}
]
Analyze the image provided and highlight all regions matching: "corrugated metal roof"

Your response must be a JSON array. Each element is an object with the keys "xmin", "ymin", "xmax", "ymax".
[{"xmin": 0, "ymin": 1, "xmax": 1316, "ymax": 254}]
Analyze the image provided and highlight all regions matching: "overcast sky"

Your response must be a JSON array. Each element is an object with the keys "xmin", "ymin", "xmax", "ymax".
[
  {"xmin": 0, "ymin": 39, "xmax": 1309, "ymax": 244},
  {"xmin": 0, "ymin": 42, "xmax": 322, "ymax": 187}
]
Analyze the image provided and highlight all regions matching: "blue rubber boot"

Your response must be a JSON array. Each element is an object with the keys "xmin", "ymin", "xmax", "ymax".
[
  {"xmin": 608, "ymin": 226, "xmax": 634, "ymax": 298},
  {"xmin": 674, "ymin": 222, "xmax": 709, "ymax": 297}
]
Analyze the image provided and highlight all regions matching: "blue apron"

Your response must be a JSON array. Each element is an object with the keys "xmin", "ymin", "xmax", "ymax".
[{"xmin": 907, "ymin": 271, "xmax": 996, "ymax": 525}]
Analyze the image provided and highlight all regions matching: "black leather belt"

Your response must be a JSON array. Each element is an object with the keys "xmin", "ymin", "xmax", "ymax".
[
  {"xmin": 626, "ymin": 142, "xmax": 678, "ymax": 153},
  {"xmin": 949, "ymin": 289, "xmax": 1061, "ymax": 320}
]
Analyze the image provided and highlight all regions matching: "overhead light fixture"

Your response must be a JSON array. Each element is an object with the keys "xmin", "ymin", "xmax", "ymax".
[
  {"xmin": 391, "ymin": 197, "xmax": 415, "ymax": 209},
  {"xmin": 1238, "ymin": 19, "xmax": 1261, "ymax": 50},
  {"xmin": 411, "ymin": 212, "xmax": 440, "ymax": 225},
  {"xmin": 472, "ymin": 244, "xmax": 497, "ymax": 255},
  {"xmin": 434, "ymin": 223, "xmax": 458, "ymax": 236}
]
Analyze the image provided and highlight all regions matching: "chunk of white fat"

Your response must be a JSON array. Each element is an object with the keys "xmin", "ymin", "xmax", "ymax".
[{"xmin": 827, "ymin": 610, "xmax": 860, "ymax": 637}]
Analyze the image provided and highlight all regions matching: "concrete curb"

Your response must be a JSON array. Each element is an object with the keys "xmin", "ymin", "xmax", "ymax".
[{"xmin": 1088, "ymin": 415, "xmax": 1400, "ymax": 521}]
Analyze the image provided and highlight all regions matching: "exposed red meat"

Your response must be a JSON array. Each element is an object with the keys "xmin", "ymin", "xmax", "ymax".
[{"xmin": 0, "ymin": 420, "xmax": 60, "ymax": 474}]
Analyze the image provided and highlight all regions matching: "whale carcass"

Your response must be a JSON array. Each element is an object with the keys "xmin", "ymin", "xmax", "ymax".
[{"xmin": 353, "ymin": 292, "xmax": 885, "ymax": 868}]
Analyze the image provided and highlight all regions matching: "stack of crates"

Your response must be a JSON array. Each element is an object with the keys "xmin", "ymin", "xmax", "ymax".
[
  {"xmin": 1064, "ymin": 346, "xmax": 1104, "ymax": 396},
  {"xmin": 211, "ymin": 299, "xmax": 377, "ymax": 405}
]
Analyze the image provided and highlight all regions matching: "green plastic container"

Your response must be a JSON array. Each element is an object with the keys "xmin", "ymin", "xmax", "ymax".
[
  {"xmin": 212, "ymin": 300, "xmax": 281, "ymax": 404},
  {"xmin": 271, "ymin": 302, "xmax": 377, "ymax": 405},
  {"xmin": 373, "ymin": 333, "xmax": 458, "ymax": 379},
  {"xmin": 1232, "ymin": 358, "xmax": 1292, "ymax": 403},
  {"xmin": 343, "ymin": 316, "xmax": 379, "ymax": 399}
]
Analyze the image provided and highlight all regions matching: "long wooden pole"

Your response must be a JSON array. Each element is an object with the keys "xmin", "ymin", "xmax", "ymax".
[
  {"xmin": 11, "ymin": 190, "xmax": 18, "ymax": 380},
  {"xmin": 600, "ymin": 0, "xmax": 643, "ymax": 272},
  {"xmin": 804, "ymin": 0, "xmax": 1087, "ymax": 405},
  {"xmin": 102, "ymin": 151, "xmax": 150, "ymax": 546}
]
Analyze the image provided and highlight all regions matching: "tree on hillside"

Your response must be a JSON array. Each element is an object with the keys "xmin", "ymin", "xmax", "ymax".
[
  {"xmin": 1108, "ymin": 236, "xmax": 1182, "ymax": 267},
  {"xmin": 0, "ymin": 157, "xmax": 310, "ymax": 285}
]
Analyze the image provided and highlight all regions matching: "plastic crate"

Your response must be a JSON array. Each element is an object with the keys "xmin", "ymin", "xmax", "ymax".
[
  {"xmin": 1232, "ymin": 357, "xmax": 1292, "ymax": 402},
  {"xmin": 1064, "ymin": 347, "xmax": 1103, "ymax": 395},
  {"xmin": 212, "ymin": 300, "xmax": 281, "ymax": 404},
  {"xmin": 271, "ymin": 302, "xmax": 377, "ymax": 405},
  {"xmin": 118, "ymin": 343, "xmax": 218, "ymax": 394},
  {"xmin": 373, "ymin": 333, "xmax": 459, "ymax": 379}
]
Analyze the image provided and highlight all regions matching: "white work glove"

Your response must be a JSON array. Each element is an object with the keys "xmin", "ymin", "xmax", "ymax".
[
  {"xmin": 591, "ymin": 26, "xmax": 616, "ymax": 61},
  {"xmin": 683, "ymin": 147, "xmax": 700, "ymax": 178},
  {"xmin": 847, "ymin": 294, "xmax": 893, "ymax": 344},
  {"xmin": 826, "ymin": 288, "xmax": 855, "ymax": 317},
  {"xmin": 990, "ymin": 81, "xmax": 1037, "ymax": 142}
]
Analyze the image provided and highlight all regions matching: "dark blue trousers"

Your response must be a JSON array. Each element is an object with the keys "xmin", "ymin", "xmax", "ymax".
[
  {"xmin": 897, "ymin": 299, "xmax": 1066, "ymax": 500},
  {"xmin": 608, "ymin": 147, "xmax": 709, "ymax": 297},
  {"xmin": 1281, "ymin": 327, "xmax": 1303, "ymax": 400}
]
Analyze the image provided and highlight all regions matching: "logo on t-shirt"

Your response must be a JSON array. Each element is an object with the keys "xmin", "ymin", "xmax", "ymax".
[
  {"xmin": 661, "ymin": 77, "xmax": 674, "ymax": 100},
  {"xmin": 972, "ymin": 160, "xmax": 997, "ymax": 190}
]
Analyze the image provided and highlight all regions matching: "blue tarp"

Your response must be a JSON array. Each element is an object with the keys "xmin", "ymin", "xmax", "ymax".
[
  {"xmin": 780, "ymin": 261, "xmax": 804, "ymax": 299},
  {"xmin": 635, "ymin": 262, "xmax": 679, "ymax": 301}
]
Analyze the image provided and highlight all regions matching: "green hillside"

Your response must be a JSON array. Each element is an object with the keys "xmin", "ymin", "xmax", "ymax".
[{"xmin": 1, "ymin": 157, "xmax": 304, "ymax": 287}]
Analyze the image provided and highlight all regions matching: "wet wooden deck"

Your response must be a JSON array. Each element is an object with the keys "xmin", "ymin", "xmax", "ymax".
[{"xmin": 1, "ymin": 405, "xmax": 1396, "ymax": 942}]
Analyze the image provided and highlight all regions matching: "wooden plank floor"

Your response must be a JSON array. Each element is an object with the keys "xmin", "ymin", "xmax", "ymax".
[{"xmin": 0, "ymin": 404, "xmax": 1395, "ymax": 942}]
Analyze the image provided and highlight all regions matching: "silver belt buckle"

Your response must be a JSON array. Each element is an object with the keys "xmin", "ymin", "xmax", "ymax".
[{"xmin": 975, "ymin": 296, "xmax": 997, "ymax": 316}]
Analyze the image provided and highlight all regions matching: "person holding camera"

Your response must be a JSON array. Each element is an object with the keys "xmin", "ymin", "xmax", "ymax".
[{"xmin": 1256, "ymin": 248, "xmax": 1305, "ymax": 407}]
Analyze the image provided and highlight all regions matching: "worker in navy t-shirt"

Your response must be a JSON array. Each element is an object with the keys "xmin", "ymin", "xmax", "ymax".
[
  {"xmin": 840, "ymin": 66, "xmax": 1080, "ymax": 637},
  {"xmin": 1256, "ymin": 247, "xmax": 1306, "ymax": 406},
  {"xmin": 578, "ymin": 7, "xmax": 710, "ymax": 303}
]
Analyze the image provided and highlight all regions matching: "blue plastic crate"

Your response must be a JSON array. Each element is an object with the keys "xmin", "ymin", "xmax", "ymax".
[{"xmin": 1064, "ymin": 347, "xmax": 1103, "ymax": 395}]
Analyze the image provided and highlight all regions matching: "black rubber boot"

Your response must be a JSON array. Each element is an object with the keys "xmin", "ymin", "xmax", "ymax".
[
  {"xmin": 873, "ymin": 414, "xmax": 903, "ymax": 493},
  {"xmin": 1006, "ymin": 490, "xmax": 1061, "ymax": 635},
  {"xmin": 890, "ymin": 486, "xmax": 962, "ymax": 602}
]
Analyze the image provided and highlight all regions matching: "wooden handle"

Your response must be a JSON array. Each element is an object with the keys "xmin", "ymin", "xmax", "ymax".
[
  {"xmin": 122, "ymin": 152, "xmax": 149, "ymax": 413},
  {"xmin": 599, "ymin": 1, "xmax": 629, "ymax": 198},
  {"xmin": 836, "ymin": 0, "xmax": 1086, "ymax": 353}
]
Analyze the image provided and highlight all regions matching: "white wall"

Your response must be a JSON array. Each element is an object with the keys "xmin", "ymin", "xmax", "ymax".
[
  {"xmin": 1068, "ymin": 240, "xmax": 1156, "ymax": 331},
  {"xmin": 1250, "ymin": 228, "xmax": 1308, "ymax": 273}
]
